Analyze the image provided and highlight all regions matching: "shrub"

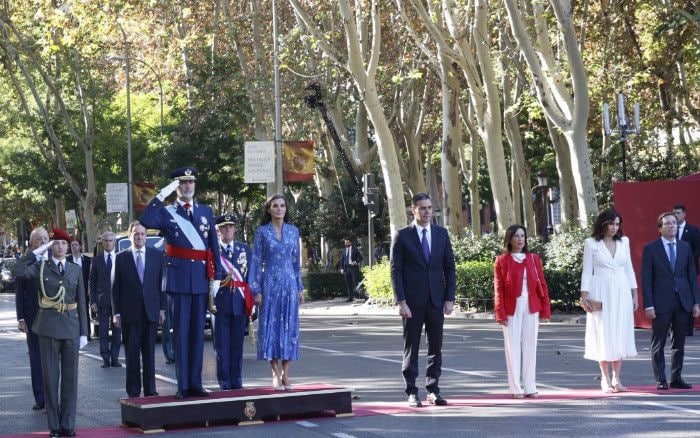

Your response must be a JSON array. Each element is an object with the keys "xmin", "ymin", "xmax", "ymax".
[
  {"xmin": 455, "ymin": 261, "xmax": 494, "ymax": 311},
  {"xmin": 362, "ymin": 260, "xmax": 394, "ymax": 302},
  {"xmin": 306, "ymin": 272, "xmax": 346, "ymax": 300},
  {"xmin": 544, "ymin": 225, "xmax": 588, "ymax": 272},
  {"xmin": 451, "ymin": 231, "xmax": 502, "ymax": 262}
]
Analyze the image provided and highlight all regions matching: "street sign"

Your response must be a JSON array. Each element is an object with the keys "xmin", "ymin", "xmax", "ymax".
[
  {"xmin": 244, "ymin": 141, "xmax": 276, "ymax": 183},
  {"xmin": 65, "ymin": 209, "xmax": 77, "ymax": 229},
  {"xmin": 106, "ymin": 183, "xmax": 129, "ymax": 213}
]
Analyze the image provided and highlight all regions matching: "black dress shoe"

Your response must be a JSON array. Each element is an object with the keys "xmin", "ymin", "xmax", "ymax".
[
  {"xmin": 49, "ymin": 429, "xmax": 61, "ymax": 437},
  {"xmin": 32, "ymin": 402, "xmax": 45, "ymax": 411},
  {"xmin": 144, "ymin": 392, "xmax": 159, "ymax": 397},
  {"xmin": 426, "ymin": 392, "xmax": 447, "ymax": 406},
  {"xmin": 166, "ymin": 358, "xmax": 175, "ymax": 364},
  {"xmin": 408, "ymin": 393, "xmax": 423, "ymax": 407},
  {"xmin": 189, "ymin": 388, "xmax": 210, "ymax": 397},
  {"xmin": 174, "ymin": 390, "xmax": 187, "ymax": 399},
  {"xmin": 111, "ymin": 360, "xmax": 123, "ymax": 368},
  {"xmin": 670, "ymin": 380, "xmax": 692, "ymax": 389},
  {"xmin": 101, "ymin": 360, "xmax": 110, "ymax": 368},
  {"xmin": 657, "ymin": 382, "xmax": 669, "ymax": 390},
  {"xmin": 60, "ymin": 429, "xmax": 76, "ymax": 437}
]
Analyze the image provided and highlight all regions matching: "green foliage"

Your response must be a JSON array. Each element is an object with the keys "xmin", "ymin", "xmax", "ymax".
[
  {"xmin": 361, "ymin": 260, "xmax": 394, "ymax": 302},
  {"xmin": 544, "ymin": 226, "xmax": 588, "ymax": 272},
  {"xmin": 455, "ymin": 261, "xmax": 494, "ymax": 311},
  {"xmin": 306, "ymin": 272, "xmax": 346, "ymax": 300},
  {"xmin": 451, "ymin": 231, "xmax": 502, "ymax": 262}
]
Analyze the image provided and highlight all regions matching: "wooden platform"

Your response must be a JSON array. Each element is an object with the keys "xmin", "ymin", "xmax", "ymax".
[{"xmin": 120, "ymin": 384, "xmax": 353, "ymax": 433}]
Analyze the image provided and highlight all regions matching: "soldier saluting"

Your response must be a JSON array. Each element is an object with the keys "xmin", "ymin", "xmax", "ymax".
[{"xmin": 13, "ymin": 228, "xmax": 88, "ymax": 438}]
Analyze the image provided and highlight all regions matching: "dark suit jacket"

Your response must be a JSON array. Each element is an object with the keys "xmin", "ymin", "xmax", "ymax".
[
  {"xmin": 679, "ymin": 222, "xmax": 700, "ymax": 271},
  {"xmin": 112, "ymin": 247, "xmax": 165, "ymax": 324},
  {"xmin": 341, "ymin": 246, "xmax": 363, "ymax": 271},
  {"xmin": 12, "ymin": 255, "xmax": 88, "ymax": 339},
  {"xmin": 15, "ymin": 255, "xmax": 40, "ymax": 326},
  {"xmin": 642, "ymin": 238, "xmax": 699, "ymax": 313},
  {"xmin": 89, "ymin": 252, "xmax": 115, "ymax": 309},
  {"xmin": 390, "ymin": 223, "xmax": 456, "ymax": 308},
  {"xmin": 69, "ymin": 254, "xmax": 92, "ymax": 293}
]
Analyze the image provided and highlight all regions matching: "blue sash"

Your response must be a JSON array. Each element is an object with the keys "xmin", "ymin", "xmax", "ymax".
[{"xmin": 165, "ymin": 204, "xmax": 206, "ymax": 250}]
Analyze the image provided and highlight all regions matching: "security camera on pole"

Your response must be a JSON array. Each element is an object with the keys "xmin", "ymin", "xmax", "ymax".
[
  {"xmin": 603, "ymin": 93, "xmax": 640, "ymax": 182},
  {"xmin": 362, "ymin": 174, "xmax": 378, "ymax": 267}
]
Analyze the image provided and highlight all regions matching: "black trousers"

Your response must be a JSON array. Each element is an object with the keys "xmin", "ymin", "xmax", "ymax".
[
  {"xmin": 343, "ymin": 267, "xmax": 359, "ymax": 299},
  {"xmin": 651, "ymin": 293, "xmax": 691, "ymax": 384},
  {"xmin": 123, "ymin": 312, "xmax": 158, "ymax": 397},
  {"xmin": 402, "ymin": 303, "xmax": 444, "ymax": 395}
]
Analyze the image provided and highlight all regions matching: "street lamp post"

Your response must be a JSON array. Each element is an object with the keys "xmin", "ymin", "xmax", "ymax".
[{"xmin": 603, "ymin": 93, "xmax": 640, "ymax": 182}]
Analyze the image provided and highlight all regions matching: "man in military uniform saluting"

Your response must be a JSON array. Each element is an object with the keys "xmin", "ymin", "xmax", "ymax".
[
  {"xmin": 12, "ymin": 228, "xmax": 88, "ymax": 437},
  {"xmin": 211, "ymin": 213, "xmax": 253, "ymax": 390},
  {"xmin": 140, "ymin": 167, "xmax": 222, "ymax": 398}
]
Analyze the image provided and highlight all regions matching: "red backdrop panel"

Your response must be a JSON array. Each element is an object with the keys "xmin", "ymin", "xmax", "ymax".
[{"xmin": 614, "ymin": 179, "xmax": 700, "ymax": 329}]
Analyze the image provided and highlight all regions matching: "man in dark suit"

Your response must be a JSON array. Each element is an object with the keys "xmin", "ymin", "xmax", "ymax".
[
  {"xmin": 112, "ymin": 221, "xmax": 165, "ymax": 398},
  {"xmin": 90, "ymin": 231, "xmax": 121, "ymax": 368},
  {"xmin": 140, "ymin": 166, "xmax": 222, "ymax": 398},
  {"xmin": 642, "ymin": 211, "xmax": 700, "ymax": 390},
  {"xmin": 211, "ymin": 213, "xmax": 253, "ymax": 390},
  {"xmin": 340, "ymin": 237, "xmax": 363, "ymax": 302},
  {"xmin": 69, "ymin": 239, "xmax": 92, "ymax": 340},
  {"xmin": 390, "ymin": 192, "xmax": 456, "ymax": 407},
  {"xmin": 13, "ymin": 228, "xmax": 88, "ymax": 437},
  {"xmin": 15, "ymin": 226, "xmax": 48, "ymax": 411}
]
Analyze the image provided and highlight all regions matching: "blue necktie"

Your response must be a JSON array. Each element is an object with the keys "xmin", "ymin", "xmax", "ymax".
[
  {"xmin": 669, "ymin": 242, "xmax": 676, "ymax": 272},
  {"xmin": 421, "ymin": 228, "xmax": 430, "ymax": 263},
  {"xmin": 106, "ymin": 253, "xmax": 112, "ymax": 273},
  {"xmin": 136, "ymin": 251, "xmax": 144, "ymax": 283}
]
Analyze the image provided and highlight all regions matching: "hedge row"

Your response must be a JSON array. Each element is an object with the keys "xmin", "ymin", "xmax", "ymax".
[{"xmin": 360, "ymin": 260, "xmax": 582, "ymax": 311}]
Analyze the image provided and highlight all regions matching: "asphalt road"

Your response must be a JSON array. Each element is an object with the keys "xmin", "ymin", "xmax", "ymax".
[{"xmin": 1, "ymin": 294, "xmax": 699, "ymax": 437}]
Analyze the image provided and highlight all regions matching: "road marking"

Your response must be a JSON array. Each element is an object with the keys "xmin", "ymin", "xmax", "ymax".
[
  {"xmin": 81, "ymin": 351, "xmax": 178, "ymax": 384},
  {"xmin": 639, "ymin": 400, "xmax": 700, "ymax": 415},
  {"xmin": 295, "ymin": 421, "xmax": 318, "ymax": 427},
  {"xmin": 332, "ymin": 433, "xmax": 356, "ymax": 438}
]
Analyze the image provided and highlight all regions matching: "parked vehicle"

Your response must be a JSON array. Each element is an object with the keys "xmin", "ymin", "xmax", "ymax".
[{"xmin": 0, "ymin": 258, "xmax": 16, "ymax": 292}]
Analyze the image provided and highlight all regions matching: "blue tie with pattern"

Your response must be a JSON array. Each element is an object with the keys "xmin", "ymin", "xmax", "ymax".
[
  {"xmin": 421, "ymin": 228, "xmax": 430, "ymax": 263},
  {"xmin": 669, "ymin": 242, "xmax": 676, "ymax": 272}
]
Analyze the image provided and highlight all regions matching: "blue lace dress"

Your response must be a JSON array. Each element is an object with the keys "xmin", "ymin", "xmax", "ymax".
[{"xmin": 249, "ymin": 222, "xmax": 303, "ymax": 361}]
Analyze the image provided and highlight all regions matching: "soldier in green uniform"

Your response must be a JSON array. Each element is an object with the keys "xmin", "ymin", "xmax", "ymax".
[{"xmin": 13, "ymin": 228, "xmax": 88, "ymax": 437}]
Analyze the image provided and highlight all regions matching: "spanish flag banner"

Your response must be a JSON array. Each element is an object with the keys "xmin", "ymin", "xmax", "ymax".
[
  {"xmin": 134, "ymin": 182, "xmax": 156, "ymax": 213},
  {"xmin": 283, "ymin": 141, "xmax": 315, "ymax": 183}
]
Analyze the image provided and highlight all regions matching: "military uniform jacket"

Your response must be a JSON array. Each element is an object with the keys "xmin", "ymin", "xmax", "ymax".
[
  {"xmin": 215, "ymin": 241, "xmax": 251, "ymax": 316},
  {"xmin": 140, "ymin": 197, "xmax": 222, "ymax": 294},
  {"xmin": 12, "ymin": 254, "xmax": 88, "ymax": 339}
]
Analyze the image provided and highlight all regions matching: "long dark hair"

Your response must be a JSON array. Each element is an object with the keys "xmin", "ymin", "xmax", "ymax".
[
  {"xmin": 592, "ymin": 208, "xmax": 623, "ymax": 241},
  {"xmin": 503, "ymin": 224, "xmax": 528, "ymax": 253},
  {"xmin": 261, "ymin": 194, "xmax": 289, "ymax": 225}
]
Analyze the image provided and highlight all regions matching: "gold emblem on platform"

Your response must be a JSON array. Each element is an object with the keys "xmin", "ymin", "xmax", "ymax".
[{"xmin": 244, "ymin": 401, "xmax": 256, "ymax": 420}]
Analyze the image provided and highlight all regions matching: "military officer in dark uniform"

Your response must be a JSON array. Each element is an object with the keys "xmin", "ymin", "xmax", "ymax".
[
  {"xmin": 12, "ymin": 228, "xmax": 88, "ymax": 437},
  {"xmin": 211, "ymin": 213, "xmax": 253, "ymax": 390},
  {"xmin": 140, "ymin": 166, "xmax": 222, "ymax": 398},
  {"xmin": 15, "ymin": 227, "xmax": 49, "ymax": 411}
]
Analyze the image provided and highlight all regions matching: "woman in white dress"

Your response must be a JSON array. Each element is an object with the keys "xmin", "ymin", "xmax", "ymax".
[{"xmin": 580, "ymin": 208, "xmax": 639, "ymax": 393}]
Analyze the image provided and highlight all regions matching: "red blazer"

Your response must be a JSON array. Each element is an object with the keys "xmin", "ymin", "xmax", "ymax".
[{"xmin": 494, "ymin": 252, "xmax": 551, "ymax": 321}]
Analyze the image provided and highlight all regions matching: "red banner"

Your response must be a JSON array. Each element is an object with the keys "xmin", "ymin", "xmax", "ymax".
[
  {"xmin": 134, "ymin": 182, "xmax": 156, "ymax": 213},
  {"xmin": 283, "ymin": 141, "xmax": 314, "ymax": 183}
]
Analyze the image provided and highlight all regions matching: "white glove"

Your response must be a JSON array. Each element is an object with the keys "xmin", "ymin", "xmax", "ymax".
[
  {"xmin": 209, "ymin": 280, "xmax": 221, "ymax": 297},
  {"xmin": 79, "ymin": 336, "xmax": 88, "ymax": 349},
  {"xmin": 32, "ymin": 240, "xmax": 54, "ymax": 257},
  {"xmin": 156, "ymin": 179, "xmax": 180, "ymax": 201}
]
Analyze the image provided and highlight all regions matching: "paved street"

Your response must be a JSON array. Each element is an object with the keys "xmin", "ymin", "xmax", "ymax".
[{"xmin": 1, "ymin": 293, "xmax": 699, "ymax": 437}]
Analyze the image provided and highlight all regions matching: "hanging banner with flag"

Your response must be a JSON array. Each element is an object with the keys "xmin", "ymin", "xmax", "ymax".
[
  {"xmin": 283, "ymin": 141, "xmax": 315, "ymax": 183},
  {"xmin": 134, "ymin": 182, "xmax": 156, "ymax": 213}
]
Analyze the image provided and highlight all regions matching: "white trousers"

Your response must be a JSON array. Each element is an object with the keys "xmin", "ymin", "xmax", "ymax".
[{"xmin": 502, "ymin": 291, "xmax": 540, "ymax": 395}]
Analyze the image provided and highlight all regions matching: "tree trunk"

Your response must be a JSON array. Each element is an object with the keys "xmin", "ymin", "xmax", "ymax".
[{"xmin": 440, "ymin": 57, "xmax": 464, "ymax": 237}]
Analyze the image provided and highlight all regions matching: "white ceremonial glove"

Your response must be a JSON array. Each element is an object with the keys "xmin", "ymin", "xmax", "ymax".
[
  {"xmin": 209, "ymin": 280, "xmax": 221, "ymax": 297},
  {"xmin": 156, "ymin": 179, "xmax": 181, "ymax": 201},
  {"xmin": 79, "ymin": 336, "xmax": 88, "ymax": 349},
  {"xmin": 32, "ymin": 240, "xmax": 54, "ymax": 257}
]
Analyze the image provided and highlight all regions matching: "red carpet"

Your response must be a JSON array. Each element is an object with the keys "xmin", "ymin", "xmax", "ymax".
[{"xmin": 5, "ymin": 385, "xmax": 696, "ymax": 436}]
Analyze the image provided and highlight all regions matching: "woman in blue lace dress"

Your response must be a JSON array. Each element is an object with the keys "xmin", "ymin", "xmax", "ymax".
[{"xmin": 250, "ymin": 194, "xmax": 304, "ymax": 390}]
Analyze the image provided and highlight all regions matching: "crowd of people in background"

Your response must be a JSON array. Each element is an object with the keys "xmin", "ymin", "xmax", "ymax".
[{"xmin": 9, "ymin": 164, "xmax": 700, "ymax": 434}]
